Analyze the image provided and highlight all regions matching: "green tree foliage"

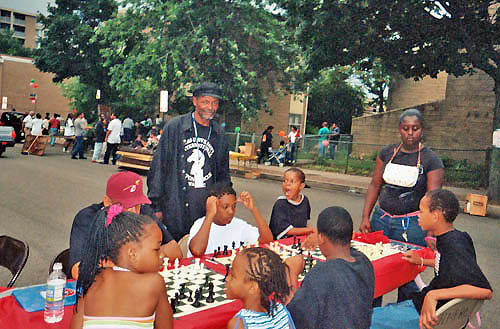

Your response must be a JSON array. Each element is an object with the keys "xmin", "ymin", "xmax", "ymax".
[
  {"xmin": 98, "ymin": 0, "xmax": 299, "ymax": 119},
  {"xmin": 307, "ymin": 68, "xmax": 365, "ymax": 133},
  {"xmin": 33, "ymin": 0, "xmax": 119, "ymax": 105},
  {"xmin": 280, "ymin": 0, "xmax": 500, "ymax": 128},
  {"xmin": 0, "ymin": 30, "xmax": 32, "ymax": 57}
]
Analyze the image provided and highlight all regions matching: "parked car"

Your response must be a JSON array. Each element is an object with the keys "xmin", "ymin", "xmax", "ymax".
[
  {"xmin": 0, "ymin": 111, "xmax": 26, "ymax": 142},
  {"xmin": 0, "ymin": 126, "xmax": 16, "ymax": 156}
]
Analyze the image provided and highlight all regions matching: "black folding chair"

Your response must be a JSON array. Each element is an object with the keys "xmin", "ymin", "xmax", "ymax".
[
  {"xmin": 49, "ymin": 248, "xmax": 71, "ymax": 279},
  {"xmin": 0, "ymin": 235, "xmax": 29, "ymax": 288}
]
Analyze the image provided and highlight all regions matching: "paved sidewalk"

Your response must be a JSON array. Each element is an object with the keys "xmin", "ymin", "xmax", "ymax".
[{"xmin": 229, "ymin": 159, "xmax": 500, "ymax": 218}]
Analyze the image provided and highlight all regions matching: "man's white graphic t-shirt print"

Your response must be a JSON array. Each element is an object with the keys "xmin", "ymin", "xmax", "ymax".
[{"xmin": 184, "ymin": 133, "xmax": 214, "ymax": 189}]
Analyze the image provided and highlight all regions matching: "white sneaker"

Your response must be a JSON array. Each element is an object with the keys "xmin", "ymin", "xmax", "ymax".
[{"xmin": 63, "ymin": 147, "xmax": 66, "ymax": 152}]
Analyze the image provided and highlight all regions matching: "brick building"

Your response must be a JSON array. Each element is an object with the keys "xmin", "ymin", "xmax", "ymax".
[{"xmin": 351, "ymin": 70, "xmax": 495, "ymax": 164}]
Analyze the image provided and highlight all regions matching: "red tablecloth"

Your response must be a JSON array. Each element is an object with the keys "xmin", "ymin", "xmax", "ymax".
[{"xmin": 0, "ymin": 234, "xmax": 433, "ymax": 329}]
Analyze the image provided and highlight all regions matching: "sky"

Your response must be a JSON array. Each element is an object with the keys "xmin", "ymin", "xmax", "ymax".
[{"xmin": 2, "ymin": 0, "xmax": 54, "ymax": 16}]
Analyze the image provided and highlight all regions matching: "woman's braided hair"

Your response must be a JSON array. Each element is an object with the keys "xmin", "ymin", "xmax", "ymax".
[
  {"xmin": 240, "ymin": 247, "xmax": 291, "ymax": 316},
  {"xmin": 75, "ymin": 207, "xmax": 155, "ymax": 303}
]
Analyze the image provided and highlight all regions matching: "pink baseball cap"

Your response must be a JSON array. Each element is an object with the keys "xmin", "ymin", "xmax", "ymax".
[{"xmin": 106, "ymin": 171, "xmax": 151, "ymax": 209}]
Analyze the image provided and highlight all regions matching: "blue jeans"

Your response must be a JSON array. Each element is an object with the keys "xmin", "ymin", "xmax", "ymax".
[
  {"xmin": 72, "ymin": 136, "xmax": 85, "ymax": 158},
  {"xmin": 329, "ymin": 141, "xmax": 336, "ymax": 159},
  {"xmin": 318, "ymin": 141, "xmax": 327, "ymax": 156},
  {"xmin": 92, "ymin": 142, "xmax": 103, "ymax": 161},
  {"xmin": 370, "ymin": 300, "xmax": 419, "ymax": 329},
  {"xmin": 371, "ymin": 206, "xmax": 427, "ymax": 305},
  {"xmin": 49, "ymin": 128, "xmax": 58, "ymax": 145}
]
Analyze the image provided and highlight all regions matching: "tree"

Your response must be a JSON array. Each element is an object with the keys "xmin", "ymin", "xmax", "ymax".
[
  {"xmin": 307, "ymin": 68, "xmax": 365, "ymax": 133},
  {"xmin": 97, "ymin": 0, "xmax": 299, "ymax": 119},
  {"xmin": 0, "ymin": 30, "xmax": 32, "ymax": 57},
  {"xmin": 33, "ymin": 0, "xmax": 119, "ymax": 105},
  {"xmin": 352, "ymin": 58, "xmax": 394, "ymax": 113}
]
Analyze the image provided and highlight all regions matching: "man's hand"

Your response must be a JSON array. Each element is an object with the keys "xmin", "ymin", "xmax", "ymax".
[
  {"xmin": 206, "ymin": 196, "xmax": 218, "ymax": 219},
  {"xmin": 237, "ymin": 191, "xmax": 255, "ymax": 211},
  {"xmin": 420, "ymin": 291, "xmax": 438, "ymax": 329}
]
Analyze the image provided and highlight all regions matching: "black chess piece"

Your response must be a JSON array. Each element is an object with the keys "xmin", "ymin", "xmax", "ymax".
[
  {"xmin": 297, "ymin": 238, "xmax": 301, "ymax": 249},
  {"xmin": 198, "ymin": 287, "xmax": 204, "ymax": 299},
  {"xmin": 204, "ymin": 274, "xmax": 210, "ymax": 287},
  {"xmin": 218, "ymin": 246, "xmax": 221, "ymax": 253},
  {"xmin": 224, "ymin": 264, "xmax": 230, "ymax": 281},
  {"xmin": 208, "ymin": 282, "xmax": 214, "ymax": 292},
  {"xmin": 206, "ymin": 290, "xmax": 215, "ymax": 303},
  {"xmin": 213, "ymin": 249, "xmax": 218, "ymax": 258},
  {"xmin": 187, "ymin": 290, "xmax": 193, "ymax": 302},
  {"xmin": 192, "ymin": 290, "xmax": 201, "ymax": 307},
  {"xmin": 178, "ymin": 286, "xmax": 187, "ymax": 299},
  {"xmin": 170, "ymin": 298, "xmax": 177, "ymax": 313},
  {"xmin": 232, "ymin": 241, "xmax": 236, "ymax": 249},
  {"xmin": 223, "ymin": 245, "xmax": 228, "ymax": 255},
  {"xmin": 240, "ymin": 241, "xmax": 244, "ymax": 247},
  {"xmin": 292, "ymin": 235, "xmax": 297, "ymax": 248}
]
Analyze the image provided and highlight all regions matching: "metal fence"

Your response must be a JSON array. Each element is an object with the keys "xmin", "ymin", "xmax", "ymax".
[{"xmin": 226, "ymin": 132, "xmax": 491, "ymax": 189}]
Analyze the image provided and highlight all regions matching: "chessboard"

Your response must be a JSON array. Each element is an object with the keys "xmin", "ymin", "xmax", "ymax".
[{"xmin": 159, "ymin": 259, "xmax": 233, "ymax": 318}]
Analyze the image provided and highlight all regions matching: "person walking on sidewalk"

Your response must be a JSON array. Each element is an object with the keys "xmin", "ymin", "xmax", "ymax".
[
  {"xmin": 359, "ymin": 108, "xmax": 444, "ymax": 306},
  {"xmin": 49, "ymin": 113, "xmax": 60, "ymax": 146},
  {"xmin": 102, "ymin": 113, "xmax": 121, "ymax": 165},
  {"xmin": 72, "ymin": 112, "xmax": 89, "ymax": 159},
  {"xmin": 257, "ymin": 125, "xmax": 274, "ymax": 164},
  {"xmin": 92, "ymin": 115, "xmax": 106, "ymax": 163},
  {"xmin": 63, "ymin": 113, "xmax": 75, "ymax": 152}
]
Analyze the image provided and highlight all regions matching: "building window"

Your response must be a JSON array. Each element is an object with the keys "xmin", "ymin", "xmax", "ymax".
[
  {"xmin": 13, "ymin": 25, "xmax": 25, "ymax": 38},
  {"xmin": 13, "ymin": 13, "xmax": 25, "ymax": 26},
  {"xmin": 288, "ymin": 114, "xmax": 302, "ymax": 130}
]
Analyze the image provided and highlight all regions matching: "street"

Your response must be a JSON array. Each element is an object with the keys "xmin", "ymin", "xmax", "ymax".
[{"xmin": 0, "ymin": 144, "xmax": 498, "ymax": 328}]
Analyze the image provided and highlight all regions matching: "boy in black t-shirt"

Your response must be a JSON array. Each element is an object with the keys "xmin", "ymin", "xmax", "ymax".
[
  {"xmin": 286, "ymin": 207, "xmax": 375, "ymax": 329},
  {"xmin": 269, "ymin": 168, "xmax": 315, "ymax": 240},
  {"xmin": 371, "ymin": 189, "xmax": 492, "ymax": 329}
]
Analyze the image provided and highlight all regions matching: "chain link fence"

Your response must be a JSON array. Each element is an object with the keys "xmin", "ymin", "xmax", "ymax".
[{"xmin": 226, "ymin": 132, "xmax": 490, "ymax": 189}]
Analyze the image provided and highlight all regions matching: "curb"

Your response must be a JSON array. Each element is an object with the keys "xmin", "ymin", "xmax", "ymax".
[{"xmin": 230, "ymin": 168, "xmax": 500, "ymax": 219}]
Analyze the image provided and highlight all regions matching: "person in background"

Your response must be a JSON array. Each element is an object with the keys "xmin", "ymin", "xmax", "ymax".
[
  {"xmin": 122, "ymin": 116, "xmax": 134, "ymax": 144},
  {"xmin": 30, "ymin": 113, "xmax": 43, "ymax": 136},
  {"xmin": 329, "ymin": 122, "xmax": 340, "ymax": 160},
  {"xmin": 155, "ymin": 113, "xmax": 163, "ymax": 127},
  {"xmin": 92, "ymin": 115, "xmax": 106, "ymax": 163},
  {"xmin": 49, "ymin": 113, "xmax": 60, "ymax": 146},
  {"xmin": 318, "ymin": 122, "xmax": 330, "ymax": 156},
  {"xmin": 63, "ymin": 113, "xmax": 75, "ymax": 153},
  {"xmin": 258, "ymin": 125, "xmax": 274, "ymax": 164},
  {"xmin": 102, "ymin": 113, "xmax": 121, "ymax": 165},
  {"xmin": 71, "ymin": 112, "xmax": 89, "ymax": 160},
  {"xmin": 359, "ymin": 108, "xmax": 444, "ymax": 306},
  {"xmin": 42, "ymin": 113, "xmax": 50, "ymax": 135},
  {"xmin": 286, "ymin": 126, "xmax": 298, "ymax": 164},
  {"xmin": 22, "ymin": 111, "xmax": 34, "ymax": 137}
]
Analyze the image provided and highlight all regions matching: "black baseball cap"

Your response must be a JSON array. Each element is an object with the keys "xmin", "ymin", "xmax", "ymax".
[{"xmin": 193, "ymin": 82, "xmax": 222, "ymax": 99}]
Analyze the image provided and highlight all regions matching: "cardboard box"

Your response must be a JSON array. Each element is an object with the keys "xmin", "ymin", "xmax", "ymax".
[{"xmin": 464, "ymin": 193, "xmax": 488, "ymax": 216}]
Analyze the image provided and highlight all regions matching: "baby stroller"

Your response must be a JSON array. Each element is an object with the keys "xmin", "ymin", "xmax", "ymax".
[{"xmin": 267, "ymin": 145, "xmax": 288, "ymax": 166}]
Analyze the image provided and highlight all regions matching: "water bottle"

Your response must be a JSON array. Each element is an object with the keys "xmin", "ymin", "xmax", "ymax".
[{"xmin": 44, "ymin": 262, "xmax": 66, "ymax": 323}]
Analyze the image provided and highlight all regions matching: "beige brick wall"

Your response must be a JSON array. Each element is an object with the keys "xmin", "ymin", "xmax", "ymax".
[
  {"xmin": 0, "ymin": 55, "xmax": 72, "ymax": 116},
  {"xmin": 352, "ymin": 70, "xmax": 495, "ymax": 164},
  {"xmin": 388, "ymin": 72, "xmax": 448, "ymax": 110}
]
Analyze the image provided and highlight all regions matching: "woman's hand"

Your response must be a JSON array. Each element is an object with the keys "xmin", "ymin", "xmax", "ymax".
[{"xmin": 359, "ymin": 217, "xmax": 372, "ymax": 234}]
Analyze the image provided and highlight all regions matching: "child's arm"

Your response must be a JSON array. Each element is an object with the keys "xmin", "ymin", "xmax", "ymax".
[
  {"xmin": 237, "ymin": 191, "xmax": 273, "ymax": 243},
  {"xmin": 420, "ymin": 285, "xmax": 493, "ymax": 329},
  {"xmin": 284, "ymin": 255, "xmax": 305, "ymax": 302},
  {"xmin": 402, "ymin": 250, "xmax": 435, "ymax": 267},
  {"xmin": 286, "ymin": 226, "xmax": 315, "ymax": 237},
  {"xmin": 160, "ymin": 240, "xmax": 182, "ymax": 260},
  {"xmin": 189, "ymin": 196, "xmax": 217, "ymax": 257},
  {"xmin": 70, "ymin": 298, "xmax": 84, "ymax": 329},
  {"xmin": 153, "ymin": 275, "xmax": 173, "ymax": 329}
]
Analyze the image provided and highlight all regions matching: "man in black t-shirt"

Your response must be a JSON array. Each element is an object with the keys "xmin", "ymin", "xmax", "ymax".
[
  {"xmin": 371, "ymin": 190, "xmax": 492, "ymax": 329},
  {"xmin": 147, "ymin": 82, "xmax": 231, "ymax": 241},
  {"xmin": 69, "ymin": 171, "xmax": 181, "ymax": 279},
  {"xmin": 287, "ymin": 207, "xmax": 375, "ymax": 329}
]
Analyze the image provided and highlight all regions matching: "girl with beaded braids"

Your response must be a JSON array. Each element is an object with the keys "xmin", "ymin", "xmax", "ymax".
[
  {"xmin": 70, "ymin": 206, "xmax": 173, "ymax": 329},
  {"xmin": 225, "ymin": 247, "xmax": 296, "ymax": 329}
]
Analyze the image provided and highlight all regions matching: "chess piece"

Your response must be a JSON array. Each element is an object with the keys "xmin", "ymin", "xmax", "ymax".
[
  {"xmin": 206, "ymin": 290, "xmax": 215, "ymax": 303},
  {"xmin": 223, "ymin": 245, "xmax": 228, "ymax": 255},
  {"xmin": 240, "ymin": 241, "xmax": 244, "ymax": 247},
  {"xmin": 213, "ymin": 249, "xmax": 217, "ymax": 259},
  {"xmin": 192, "ymin": 290, "xmax": 201, "ymax": 307},
  {"xmin": 204, "ymin": 274, "xmax": 210, "ymax": 287},
  {"xmin": 178, "ymin": 284, "xmax": 187, "ymax": 299},
  {"xmin": 224, "ymin": 264, "xmax": 230, "ymax": 281},
  {"xmin": 170, "ymin": 298, "xmax": 177, "ymax": 313},
  {"xmin": 232, "ymin": 241, "xmax": 236, "ymax": 249},
  {"xmin": 292, "ymin": 235, "xmax": 297, "ymax": 248},
  {"xmin": 187, "ymin": 290, "xmax": 193, "ymax": 302}
]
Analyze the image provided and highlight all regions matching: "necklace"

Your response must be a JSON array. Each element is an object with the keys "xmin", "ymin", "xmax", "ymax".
[{"xmin": 191, "ymin": 113, "xmax": 212, "ymax": 160}]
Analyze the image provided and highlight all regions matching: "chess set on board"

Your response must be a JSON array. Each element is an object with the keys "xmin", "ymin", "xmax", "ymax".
[
  {"xmin": 157, "ymin": 236, "xmax": 417, "ymax": 318},
  {"xmin": 159, "ymin": 258, "xmax": 233, "ymax": 317}
]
